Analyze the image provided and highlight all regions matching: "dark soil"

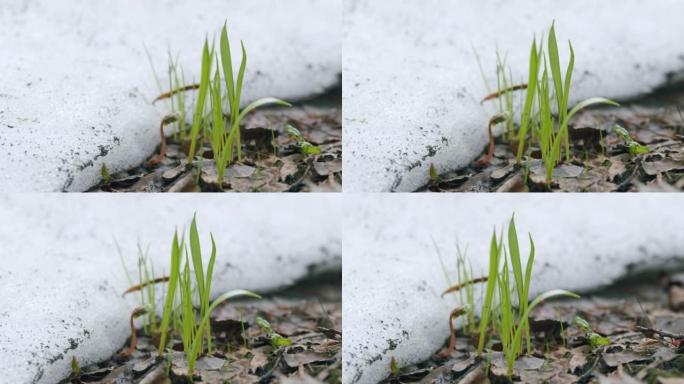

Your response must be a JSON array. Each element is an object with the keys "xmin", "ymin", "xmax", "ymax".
[
  {"xmin": 423, "ymin": 87, "xmax": 684, "ymax": 192},
  {"xmin": 62, "ymin": 276, "xmax": 341, "ymax": 384},
  {"xmin": 89, "ymin": 90, "xmax": 341, "ymax": 193},
  {"xmin": 382, "ymin": 271, "xmax": 684, "ymax": 383}
]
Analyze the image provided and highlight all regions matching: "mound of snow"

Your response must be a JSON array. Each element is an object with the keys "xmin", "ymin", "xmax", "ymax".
[
  {"xmin": 0, "ymin": 0, "xmax": 341, "ymax": 191},
  {"xmin": 343, "ymin": 194, "xmax": 684, "ymax": 383},
  {"xmin": 343, "ymin": 0, "xmax": 684, "ymax": 191},
  {"xmin": 0, "ymin": 194, "xmax": 341, "ymax": 384}
]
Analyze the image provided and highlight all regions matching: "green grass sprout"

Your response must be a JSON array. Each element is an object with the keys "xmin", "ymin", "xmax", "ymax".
[
  {"xmin": 187, "ymin": 39, "xmax": 213, "ymax": 163},
  {"xmin": 285, "ymin": 124, "xmax": 321, "ymax": 157},
  {"xmin": 482, "ymin": 23, "xmax": 619, "ymax": 183},
  {"xmin": 573, "ymin": 316, "xmax": 610, "ymax": 348},
  {"xmin": 152, "ymin": 23, "xmax": 292, "ymax": 187},
  {"xmin": 613, "ymin": 124, "xmax": 650, "ymax": 156},
  {"xmin": 445, "ymin": 214, "xmax": 579, "ymax": 377},
  {"xmin": 219, "ymin": 23, "xmax": 291, "ymax": 164},
  {"xmin": 256, "ymin": 316, "xmax": 292, "ymax": 348},
  {"xmin": 156, "ymin": 215, "xmax": 261, "ymax": 378}
]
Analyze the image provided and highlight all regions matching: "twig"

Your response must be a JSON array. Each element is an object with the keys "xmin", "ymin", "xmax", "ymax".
[
  {"xmin": 635, "ymin": 325, "xmax": 684, "ymax": 340},
  {"xmin": 287, "ymin": 157, "xmax": 314, "ymax": 192},
  {"xmin": 118, "ymin": 307, "xmax": 148, "ymax": 358},
  {"xmin": 260, "ymin": 348, "xmax": 285, "ymax": 380},
  {"xmin": 122, "ymin": 276, "xmax": 170, "ymax": 296},
  {"xmin": 578, "ymin": 346, "xmax": 604, "ymax": 382},
  {"xmin": 442, "ymin": 276, "xmax": 489, "ymax": 297},
  {"xmin": 152, "ymin": 84, "xmax": 200, "ymax": 103},
  {"xmin": 481, "ymin": 84, "xmax": 528, "ymax": 103},
  {"xmin": 476, "ymin": 114, "xmax": 507, "ymax": 167}
]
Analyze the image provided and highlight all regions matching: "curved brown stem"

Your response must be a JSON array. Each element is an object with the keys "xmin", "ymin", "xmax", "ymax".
[
  {"xmin": 476, "ymin": 114, "xmax": 507, "ymax": 167},
  {"xmin": 119, "ymin": 307, "xmax": 148, "ymax": 358},
  {"xmin": 144, "ymin": 114, "xmax": 179, "ymax": 168}
]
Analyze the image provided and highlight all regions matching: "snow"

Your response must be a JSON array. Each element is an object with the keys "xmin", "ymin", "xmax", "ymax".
[
  {"xmin": 0, "ymin": 194, "xmax": 341, "ymax": 384},
  {"xmin": 343, "ymin": 0, "xmax": 684, "ymax": 191},
  {"xmin": 0, "ymin": 0, "xmax": 341, "ymax": 191},
  {"xmin": 343, "ymin": 194, "xmax": 684, "ymax": 383}
]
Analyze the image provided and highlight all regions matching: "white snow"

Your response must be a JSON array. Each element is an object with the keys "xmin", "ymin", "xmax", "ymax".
[
  {"xmin": 0, "ymin": 0, "xmax": 341, "ymax": 192},
  {"xmin": 343, "ymin": 194, "xmax": 684, "ymax": 383},
  {"xmin": 0, "ymin": 194, "xmax": 341, "ymax": 384},
  {"xmin": 343, "ymin": 0, "xmax": 684, "ymax": 191}
]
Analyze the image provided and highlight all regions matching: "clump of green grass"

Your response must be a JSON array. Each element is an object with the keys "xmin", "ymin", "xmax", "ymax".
[
  {"xmin": 443, "ymin": 214, "xmax": 579, "ymax": 377},
  {"xmin": 481, "ymin": 23, "xmax": 619, "ymax": 184},
  {"xmin": 154, "ymin": 23, "xmax": 291, "ymax": 188},
  {"xmin": 157, "ymin": 215, "xmax": 261, "ymax": 377},
  {"xmin": 524, "ymin": 23, "xmax": 619, "ymax": 183}
]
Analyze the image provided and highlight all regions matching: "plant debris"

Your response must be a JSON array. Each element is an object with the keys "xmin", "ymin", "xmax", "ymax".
[
  {"xmin": 423, "ymin": 87, "xmax": 684, "ymax": 192},
  {"xmin": 89, "ymin": 104, "xmax": 341, "ymax": 192},
  {"xmin": 381, "ymin": 271, "xmax": 684, "ymax": 383},
  {"xmin": 61, "ymin": 279, "xmax": 341, "ymax": 384}
]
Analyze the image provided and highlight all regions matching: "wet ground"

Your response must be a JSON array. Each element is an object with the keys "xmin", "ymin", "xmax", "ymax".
[
  {"xmin": 422, "ymin": 85, "xmax": 684, "ymax": 192},
  {"xmin": 382, "ymin": 270, "xmax": 684, "ymax": 383},
  {"xmin": 61, "ymin": 274, "xmax": 341, "ymax": 384},
  {"xmin": 90, "ymin": 89, "xmax": 341, "ymax": 192}
]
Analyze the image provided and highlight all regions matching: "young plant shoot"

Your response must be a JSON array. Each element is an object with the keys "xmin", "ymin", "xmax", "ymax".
[
  {"xmin": 443, "ymin": 214, "xmax": 579, "ymax": 377},
  {"xmin": 482, "ymin": 23, "xmax": 619, "ymax": 184},
  {"xmin": 157, "ymin": 215, "xmax": 261, "ymax": 377},
  {"xmin": 166, "ymin": 23, "xmax": 291, "ymax": 188}
]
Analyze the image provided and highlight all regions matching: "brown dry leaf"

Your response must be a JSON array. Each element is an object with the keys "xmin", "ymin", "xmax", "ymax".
[
  {"xmin": 249, "ymin": 349, "xmax": 269, "ymax": 372},
  {"xmin": 603, "ymin": 349, "xmax": 652, "ymax": 368},
  {"xmin": 283, "ymin": 350, "xmax": 334, "ymax": 368},
  {"xmin": 277, "ymin": 366, "xmax": 324, "ymax": 384},
  {"xmin": 279, "ymin": 155, "xmax": 300, "ymax": 180}
]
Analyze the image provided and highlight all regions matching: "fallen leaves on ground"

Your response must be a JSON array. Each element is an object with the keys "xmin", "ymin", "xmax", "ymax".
[
  {"xmin": 382, "ymin": 272, "xmax": 684, "ymax": 383},
  {"xmin": 424, "ymin": 88, "xmax": 684, "ymax": 192},
  {"xmin": 91, "ymin": 105, "xmax": 341, "ymax": 193},
  {"xmin": 63, "ymin": 283, "xmax": 341, "ymax": 384}
]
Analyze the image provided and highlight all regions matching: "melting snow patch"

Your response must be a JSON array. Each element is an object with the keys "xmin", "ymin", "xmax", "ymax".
[
  {"xmin": 0, "ymin": 194, "xmax": 341, "ymax": 384},
  {"xmin": 343, "ymin": 194, "xmax": 684, "ymax": 384},
  {"xmin": 343, "ymin": 0, "xmax": 684, "ymax": 191},
  {"xmin": 0, "ymin": 0, "xmax": 340, "ymax": 191}
]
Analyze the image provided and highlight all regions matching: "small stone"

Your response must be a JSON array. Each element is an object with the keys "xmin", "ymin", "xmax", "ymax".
[
  {"xmin": 490, "ymin": 164, "xmax": 514, "ymax": 181},
  {"xmin": 162, "ymin": 166, "xmax": 184, "ymax": 182},
  {"xmin": 132, "ymin": 357, "xmax": 156, "ymax": 375}
]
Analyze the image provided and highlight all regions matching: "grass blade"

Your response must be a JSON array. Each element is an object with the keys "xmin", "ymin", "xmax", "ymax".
[
  {"xmin": 477, "ymin": 230, "xmax": 501, "ymax": 355},
  {"xmin": 188, "ymin": 40, "xmax": 212, "ymax": 162},
  {"xmin": 220, "ymin": 23, "xmax": 236, "ymax": 118},
  {"xmin": 158, "ymin": 231, "xmax": 183, "ymax": 356},
  {"xmin": 189, "ymin": 215, "xmax": 205, "ymax": 302},
  {"xmin": 516, "ymin": 39, "xmax": 539, "ymax": 162}
]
